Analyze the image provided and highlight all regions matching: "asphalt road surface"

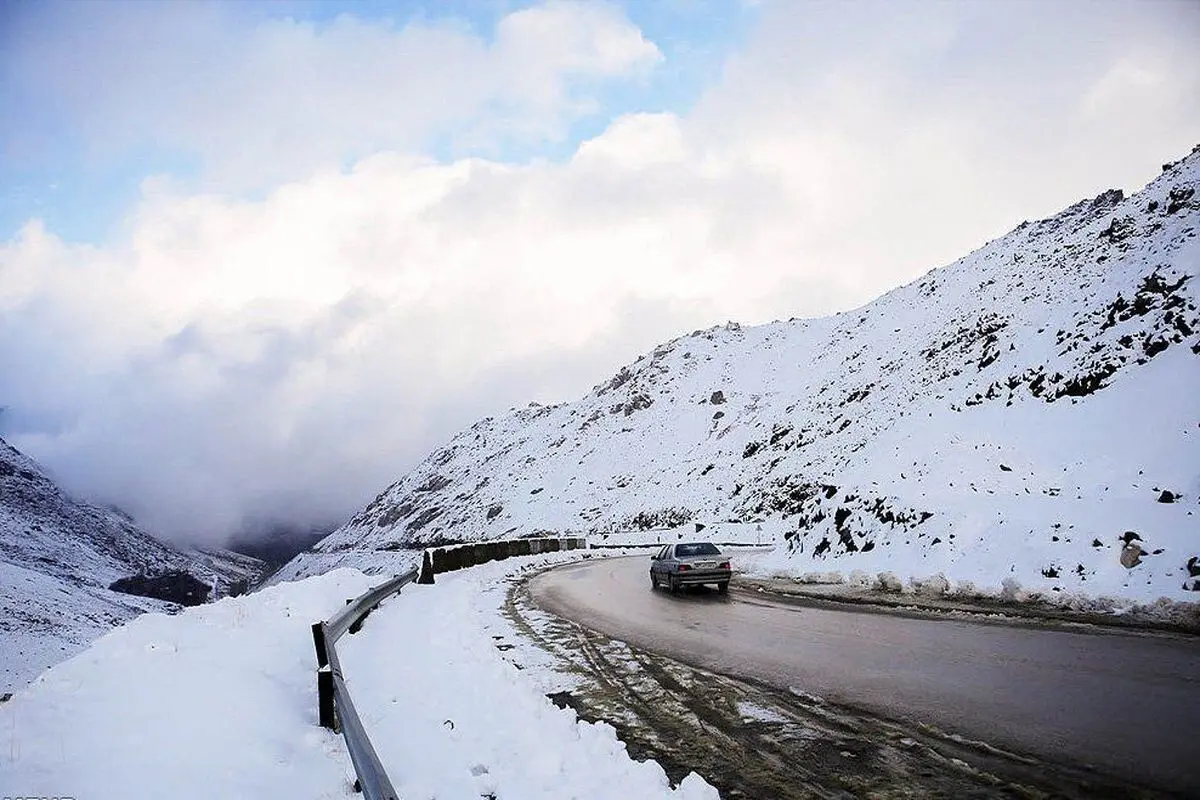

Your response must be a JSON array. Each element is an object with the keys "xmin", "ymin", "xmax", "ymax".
[{"xmin": 530, "ymin": 555, "xmax": 1200, "ymax": 796}]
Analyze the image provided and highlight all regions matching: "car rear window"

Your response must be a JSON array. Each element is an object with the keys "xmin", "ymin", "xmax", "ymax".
[{"xmin": 675, "ymin": 542, "xmax": 720, "ymax": 557}]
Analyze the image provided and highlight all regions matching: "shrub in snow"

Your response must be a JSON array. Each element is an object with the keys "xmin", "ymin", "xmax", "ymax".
[
  {"xmin": 800, "ymin": 571, "xmax": 844, "ymax": 584},
  {"xmin": 1000, "ymin": 576, "xmax": 1024, "ymax": 602},
  {"xmin": 848, "ymin": 570, "xmax": 872, "ymax": 588},
  {"xmin": 875, "ymin": 572, "xmax": 903, "ymax": 593},
  {"xmin": 914, "ymin": 573, "xmax": 951, "ymax": 598},
  {"xmin": 952, "ymin": 579, "xmax": 978, "ymax": 598},
  {"xmin": 1055, "ymin": 592, "xmax": 1119, "ymax": 614}
]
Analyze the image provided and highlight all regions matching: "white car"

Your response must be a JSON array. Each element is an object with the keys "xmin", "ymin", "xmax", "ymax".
[{"xmin": 649, "ymin": 542, "xmax": 731, "ymax": 593}]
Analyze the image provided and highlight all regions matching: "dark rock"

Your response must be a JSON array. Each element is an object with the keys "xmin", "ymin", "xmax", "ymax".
[
  {"xmin": 710, "ymin": 391, "xmax": 726, "ymax": 405},
  {"xmin": 1098, "ymin": 215, "xmax": 1136, "ymax": 243},
  {"xmin": 837, "ymin": 528, "xmax": 859, "ymax": 553},
  {"xmin": 623, "ymin": 393, "xmax": 653, "ymax": 416},
  {"xmin": 1166, "ymin": 186, "xmax": 1195, "ymax": 215},
  {"xmin": 406, "ymin": 506, "xmax": 443, "ymax": 532},
  {"xmin": 1157, "ymin": 490, "xmax": 1179, "ymax": 503},
  {"xmin": 415, "ymin": 474, "xmax": 452, "ymax": 493},
  {"xmin": 1120, "ymin": 543, "xmax": 1144, "ymax": 569},
  {"xmin": 110, "ymin": 571, "xmax": 210, "ymax": 606}
]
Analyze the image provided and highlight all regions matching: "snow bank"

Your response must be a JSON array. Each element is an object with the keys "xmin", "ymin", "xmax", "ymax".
[
  {"xmin": 1, "ymin": 569, "xmax": 375, "ymax": 799},
  {"xmin": 336, "ymin": 554, "xmax": 718, "ymax": 799},
  {"xmin": 735, "ymin": 549, "xmax": 1200, "ymax": 627},
  {"xmin": 2, "ymin": 555, "xmax": 717, "ymax": 800},
  {"xmin": 0, "ymin": 559, "xmax": 175, "ymax": 694}
]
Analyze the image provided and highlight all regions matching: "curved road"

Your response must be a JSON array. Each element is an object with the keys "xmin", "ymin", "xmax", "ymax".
[{"xmin": 530, "ymin": 555, "xmax": 1200, "ymax": 795}]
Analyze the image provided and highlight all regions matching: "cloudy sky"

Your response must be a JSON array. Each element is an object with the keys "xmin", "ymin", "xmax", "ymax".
[{"xmin": 2, "ymin": 0, "xmax": 1198, "ymax": 545}]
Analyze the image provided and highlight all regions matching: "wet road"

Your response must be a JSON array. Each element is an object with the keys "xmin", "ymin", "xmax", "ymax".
[{"xmin": 530, "ymin": 555, "xmax": 1200, "ymax": 795}]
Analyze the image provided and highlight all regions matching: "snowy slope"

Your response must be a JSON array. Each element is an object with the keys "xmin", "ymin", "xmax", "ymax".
[
  {"xmin": 293, "ymin": 146, "xmax": 1200, "ymax": 602},
  {"xmin": 1, "ymin": 437, "xmax": 264, "ymax": 691},
  {"xmin": 1, "ymin": 559, "xmax": 716, "ymax": 800}
]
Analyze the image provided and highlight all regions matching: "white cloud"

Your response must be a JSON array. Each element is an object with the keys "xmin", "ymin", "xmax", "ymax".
[
  {"xmin": 5, "ymin": 1, "xmax": 660, "ymax": 188},
  {"xmin": 2, "ymin": 0, "xmax": 1198, "ymax": 543}
]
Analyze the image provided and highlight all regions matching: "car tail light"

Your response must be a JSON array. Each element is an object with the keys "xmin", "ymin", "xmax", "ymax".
[
  {"xmin": 719, "ymin": 561, "xmax": 730, "ymax": 570},
  {"xmin": 678, "ymin": 564, "xmax": 691, "ymax": 571}
]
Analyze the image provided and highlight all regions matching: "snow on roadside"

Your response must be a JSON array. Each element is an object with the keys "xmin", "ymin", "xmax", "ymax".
[
  {"xmin": 2, "ymin": 554, "xmax": 718, "ymax": 800},
  {"xmin": 336, "ymin": 551, "xmax": 718, "ymax": 800},
  {"xmin": 730, "ymin": 547, "xmax": 1200, "ymax": 629},
  {"xmin": 0, "ymin": 559, "xmax": 177, "ymax": 693},
  {"xmin": 1, "ymin": 568, "xmax": 376, "ymax": 800}
]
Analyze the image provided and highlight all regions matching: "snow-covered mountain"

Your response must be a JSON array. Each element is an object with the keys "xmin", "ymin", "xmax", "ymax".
[
  {"xmin": 1, "ymin": 437, "xmax": 264, "ymax": 692},
  {"xmin": 285, "ymin": 146, "xmax": 1199, "ymax": 602}
]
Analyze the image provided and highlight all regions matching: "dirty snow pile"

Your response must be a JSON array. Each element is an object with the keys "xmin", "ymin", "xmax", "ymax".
[
  {"xmin": 1, "ymin": 555, "xmax": 717, "ymax": 800},
  {"xmin": 288, "ymin": 146, "xmax": 1200, "ymax": 604}
]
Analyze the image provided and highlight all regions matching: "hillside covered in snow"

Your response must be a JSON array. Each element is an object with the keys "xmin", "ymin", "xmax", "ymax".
[
  {"xmin": 1, "ymin": 437, "xmax": 264, "ymax": 691},
  {"xmin": 288, "ymin": 146, "xmax": 1199, "ymax": 602}
]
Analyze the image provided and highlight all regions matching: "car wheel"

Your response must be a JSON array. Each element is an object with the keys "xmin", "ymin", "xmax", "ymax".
[
  {"xmin": 650, "ymin": 572, "xmax": 658, "ymax": 590},
  {"xmin": 717, "ymin": 581, "xmax": 729, "ymax": 594},
  {"xmin": 669, "ymin": 575, "xmax": 680, "ymax": 593}
]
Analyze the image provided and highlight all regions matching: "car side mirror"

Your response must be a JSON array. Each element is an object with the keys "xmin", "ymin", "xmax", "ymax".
[{"xmin": 649, "ymin": 554, "xmax": 658, "ymax": 561}]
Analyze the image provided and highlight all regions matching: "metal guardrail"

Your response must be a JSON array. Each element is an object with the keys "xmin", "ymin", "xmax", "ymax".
[
  {"xmin": 309, "ymin": 537, "xmax": 588, "ymax": 799},
  {"xmin": 311, "ymin": 568, "xmax": 417, "ymax": 800}
]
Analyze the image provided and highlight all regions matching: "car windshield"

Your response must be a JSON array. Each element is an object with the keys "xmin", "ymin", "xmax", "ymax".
[{"xmin": 675, "ymin": 542, "xmax": 720, "ymax": 557}]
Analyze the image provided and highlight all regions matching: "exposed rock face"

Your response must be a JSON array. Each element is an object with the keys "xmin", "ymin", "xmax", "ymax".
[{"xmin": 287, "ymin": 146, "xmax": 1200, "ymax": 602}]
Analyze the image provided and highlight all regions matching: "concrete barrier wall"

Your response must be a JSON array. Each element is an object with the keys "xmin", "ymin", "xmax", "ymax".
[{"xmin": 420, "ymin": 536, "xmax": 586, "ymax": 582}]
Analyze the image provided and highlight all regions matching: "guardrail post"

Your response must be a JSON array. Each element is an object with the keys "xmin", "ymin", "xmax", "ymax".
[
  {"xmin": 317, "ymin": 665, "xmax": 336, "ymax": 730},
  {"xmin": 312, "ymin": 622, "xmax": 329, "ymax": 669}
]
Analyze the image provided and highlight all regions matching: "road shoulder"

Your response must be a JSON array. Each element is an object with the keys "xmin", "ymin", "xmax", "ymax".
[{"xmin": 734, "ymin": 573, "xmax": 1200, "ymax": 637}]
